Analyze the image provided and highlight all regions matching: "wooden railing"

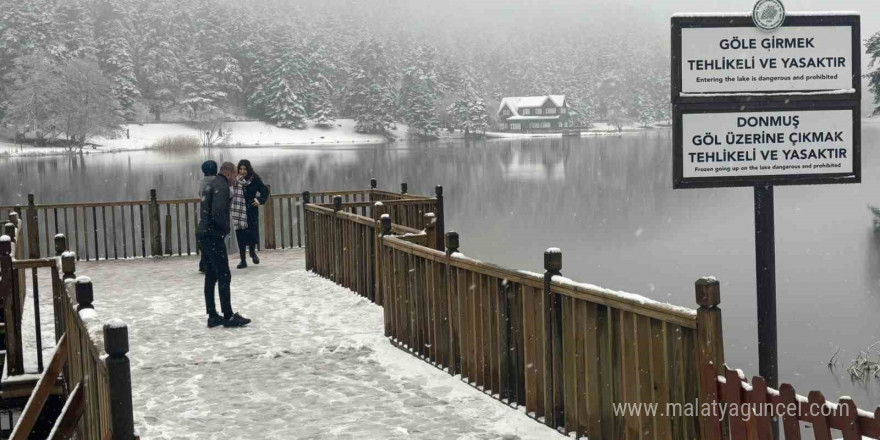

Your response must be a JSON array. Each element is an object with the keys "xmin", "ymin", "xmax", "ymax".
[
  {"xmin": 0, "ymin": 181, "xmax": 434, "ymax": 261},
  {"xmin": 0, "ymin": 231, "xmax": 137, "ymax": 438},
  {"xmin": 304, "ymin": 195, "xmax": 437, "ymax": 303},
  {"xmin": 377, "ymin": 228, "xmax": 702, "ymax": 438},
  {"xmin": 302, "ymin": 189, "xmax": 708, "ymax": 438}
]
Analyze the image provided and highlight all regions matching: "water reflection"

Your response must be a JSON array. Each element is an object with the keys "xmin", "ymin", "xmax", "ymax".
[{"xmin": 3, "ymin": 126, "xmax": 880, "ymax": 404}]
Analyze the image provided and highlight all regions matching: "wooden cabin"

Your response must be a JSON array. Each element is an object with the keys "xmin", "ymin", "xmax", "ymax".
[{"xmin": 497, "ymin": 95, "xmax": 571, "ymax": 131}]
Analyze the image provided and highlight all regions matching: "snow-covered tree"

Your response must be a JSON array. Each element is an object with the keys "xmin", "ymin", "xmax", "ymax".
[
  {"xmin": 447, "ymin": 90, "xmax": 488, "ymax": 137},
  {"xmin": 867, "ymin": 31, "xmax": 880, "ymax": 116},
  {"xmin": 94, "ymin": 3, "xmax": 140, "ymax": 120},
  {"xmin": 309, "ymin": 81, "xmax": 336, "ymax": 127},
  {"xmin": 345, "ymin": 39, "xmax": 397, "ymax": 137}
]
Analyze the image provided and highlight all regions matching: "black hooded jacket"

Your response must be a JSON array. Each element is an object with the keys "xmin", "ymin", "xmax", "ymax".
[{"xmin": 198, "ymin": 174, "xmax": 231, "ymax": 237}]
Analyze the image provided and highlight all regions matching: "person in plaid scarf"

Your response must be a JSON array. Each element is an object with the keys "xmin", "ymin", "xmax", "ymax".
[{"xmin": 232, "ymin": 160, "xmax": 270, "ymax": 269}]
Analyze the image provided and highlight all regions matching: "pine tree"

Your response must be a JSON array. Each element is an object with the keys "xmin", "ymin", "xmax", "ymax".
[
  {"xmin": 264, "ymin": 50, "xmax": 307, "ymax": 128},
  {"xmin": 447, "ymin": 88, "xmax": 488, "ymax": 137},
  {"xmin": 310, "ymin": 81, "xmax": 336, "ymax": 127},
  {"xmin": 867, "ymin": 31, "xmax": 880, "ymax": 116},
  {"xmin": 345, "ymin": 39, "xmax": 397, "ymax": 137},
  {"xmin": 399, "ymin": 45, "xmax": 442, "ymax": 138},
  {"xmin": 94, "ymin": 3, "xmax": 140, "ymax": 120}
]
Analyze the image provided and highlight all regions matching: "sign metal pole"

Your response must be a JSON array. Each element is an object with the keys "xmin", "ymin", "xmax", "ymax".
[{"xmin": 754, "ymin": 184, "xmax": 777, "ymax": 390}]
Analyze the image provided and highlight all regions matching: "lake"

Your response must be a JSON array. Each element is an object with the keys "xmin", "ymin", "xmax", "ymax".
[{"xmin": 2, "ymin": 123, "xmax": 880, "ymax": 405}]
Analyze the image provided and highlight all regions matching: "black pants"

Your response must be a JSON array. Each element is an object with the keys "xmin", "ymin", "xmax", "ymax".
[
  {"xmin": 199, "ymin": 234, "xmax": 233, "ymax": 318},
  {"xmin": 236, "ymin": 229, "xmax": 257, "ymax": 256}
]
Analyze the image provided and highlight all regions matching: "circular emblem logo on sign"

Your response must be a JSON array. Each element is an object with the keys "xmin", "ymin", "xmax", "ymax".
[{"xmin": 752, "ymin": 0, "xmax": 785, "ymax": 31}]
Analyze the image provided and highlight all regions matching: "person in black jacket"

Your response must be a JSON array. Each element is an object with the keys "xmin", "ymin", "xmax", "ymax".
[
  {"xmin": 231, "ymin": 159, "xmax": 270, "ymax": 269},
  {"xmin": 198, "ymin": 160, "xmax": 217, "ymax": 274},
  {"xmin": 197, "ymin": 161, "xmax": 251, "ymax": 328}
]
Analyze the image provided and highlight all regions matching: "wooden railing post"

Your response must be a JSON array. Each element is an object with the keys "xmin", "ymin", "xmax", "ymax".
[
  {"xmin": 400, "ymin": 182, "xmax": 408, "ymax": 194},
  {"xmin": 164, "ymin": 210, "xmax": 172, "ymax": 256},
  {"xmin": 445, "ymin": 231, "xmax": 461, "ymax": 375},
  {"xmin": 696, "ymin": 277, "xmax": 726, "ymax": 440},
  {"xmin": 75, "ymin": 278, "xmax": 94, "ymax": 311},
  {"xmin": 302, "ymin": 191, "xmax": 311, "ymax": 271},
  {"xmin": 423, "ymin": 213, "xmax": 436, "ymax": 250},
  {"xmin": 543, "ymin": 247, "xmax": 564, "ymax": 429},
  {"xmin": 333, "ymin": 196, "xmax": 343, "ymax": 282},
  {"xmin": 369, "ymin": 179, "xmax": 377, "ymax": 202},
  {"xmin": 372, "ymin": 202, "xmax": 387, "ymax": 304},
  {"xmin": 3, "ymin": 222, "xmax": 15, "ymax": 242},
  {"xmin": 104, "ymin": 320, "xmax": 135, "ymax": 440},
  {"xmin": 264, "ymin": 184, "xmax": 276, "ymax": 250},
  {"xmin": 434, "ymin": 186, "xmax": 445, "ymax": 252},
  {"xmin": 149, "ymin": 190, "xmax": 162, "ymax": 257},
  {"xmin": 54, "ymin": 233, "xmax": 67, "ymax": 257},
  {"xmin": 27, "ymin": 194, "xmax": 39, "ymax": 258},
  {"xmin": 58, "ymin": 252, "xmax": 76, "ymax": 342},
  {"xmin": 1, "ymin": 236, "xmax": 24, "ymax": 375},
  {"xmin": 379, "ymin": 213, "xmax": 392, "ymax": 333},
  {"xmin": 62, "ymin": 252, "xmax": 76, "ymax": 281}
]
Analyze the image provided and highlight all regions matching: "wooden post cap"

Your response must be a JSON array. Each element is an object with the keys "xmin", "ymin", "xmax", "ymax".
[
  {"xmin": 544, "ymin": 247, "xmax": 562, "ymax": 272},
  {"xmin": 103, "ymin": 319, "xmax": 129, "ymax": 356},
  {"xmin": 370, "ymin": 178, "xmax": 377, "ymax": 189},
  {"xmin": 3, "ymin": 223, "xmax": 14, "ymax": 238},
  {"xmin": 380, "ymin": 214, "xmax": 392, "ymax": 234},
  {"xmin": 0, "ymin": 236, "xmax": 10, "ymax": 254},
  {"xmin": 302, "ymin": 191, "xmax": 310, "ymax": 203},
  {"xmin": 8, "ymin": 212, "xmax": 18, "ymax": 224},
  {"xmin": 446, "ymin": 232, "xmax": 459, "ymax": 252},
  {"xmin": 373, "ymin": 201, "xmax": 384, "ymax": 207},
  {"xmin": 54, "ymin": 234, "xmax": 67, "ymax": 255},
  {"xmin": 695, "ymin": 277, "xmax": 721, "ymax": 307},
  {"xmin": 75, "ymin": 277, "xmax": 94, "ymax": 309},
  {"xmin": 333, "ymin": 196, "xmax": 342, "ymax": 212},
  {"xmin": 401, "ymin": 183, "xmax": 408, "ymax": 194},
  {"xmin": 435, "ymin": 185, "xmax": 443, "ymax": 196},
  {"xmin": 150, "ymin": 189, "xmax": 157, "ymax": 200},
  {"xmin": 61, "ymin": 252, "xmax": 76, "ymax": 274},
  {"xmin": 28, "ymin": 194, "xmax": 34, "ymax": 205},
  {"xmin": 424, "ymin": 212, "xmax": 436, "ymax": 224}
]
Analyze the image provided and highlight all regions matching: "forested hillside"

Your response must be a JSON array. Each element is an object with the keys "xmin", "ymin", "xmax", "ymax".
[{"xmin": 0, "ymin": 0, "xmax": 691, "ymax": 140}]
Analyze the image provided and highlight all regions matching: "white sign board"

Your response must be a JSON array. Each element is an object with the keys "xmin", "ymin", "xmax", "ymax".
[
  {"xmin": 681, "ymin": 109, "xmax": 853, "ymax": 179},
  {"xmin": 680, "ymin": 26, "xmax": 853, "ymax": 94}
]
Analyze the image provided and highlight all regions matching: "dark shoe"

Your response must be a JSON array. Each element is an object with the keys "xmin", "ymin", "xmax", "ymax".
[
  {"xmin": 251, "ymin": 253, "xmax": 260, "ymax": 264},
  {"xmin": 223, "ymin": 313, "xmax": 252, "ymax": 328},
  {"xmin": 237, "ymin": 260, "xmax": 247, "ymax": 269},
  {"xmin": 207, "ymin": 315, "xmax": 224, "ymax": 328}
]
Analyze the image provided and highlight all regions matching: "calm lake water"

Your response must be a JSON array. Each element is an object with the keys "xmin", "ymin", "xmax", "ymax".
[{"xmin": 3, "ymin": 124, "xmax": 880, "ymax": 405}]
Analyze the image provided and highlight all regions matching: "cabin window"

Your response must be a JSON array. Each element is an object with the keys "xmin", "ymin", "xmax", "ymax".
[
  {"xmin": 546, "ymin": 108, "xmax": 557, "ymax": 115},
  {"xmin": 510, "ymin": 123, "xmax": 521, "ymax": 130},
  {"xmin": 522, "ymin": 109, "xmax": 531, "ymax": 115},
  {"xmin": 560, "ymin": 108, "xmax": 567, "ymax": 114},
  {"xmin": 535, "ymin": 108, "xmax": 543, "ymax": 115},
  {"xmin": 541, "ymin": 122, "xmax": 551, "ymax": 128},
  {"xmin": 502, "ymin": 109, "xmax": 510, "ymax": 116}
]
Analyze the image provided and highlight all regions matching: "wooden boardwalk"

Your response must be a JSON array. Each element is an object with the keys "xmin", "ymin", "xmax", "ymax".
[{"xmin": 41, "ymin": 250, "xmax": 557, "ymax": 439}]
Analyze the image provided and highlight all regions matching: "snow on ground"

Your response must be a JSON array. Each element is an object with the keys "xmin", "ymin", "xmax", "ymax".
[
  {"xmin": 95, "ymin": 120, "xmax": 395, "ymax": 151},
  {"xmin": 20, "ymin": 250, "xmax": 558, "ymax": 439}
]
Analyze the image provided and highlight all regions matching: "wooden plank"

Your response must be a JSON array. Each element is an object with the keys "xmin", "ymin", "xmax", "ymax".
[
  {"xmin": 47, "ymin": 382, "xmax": 85, "ymax": 440},
  {"xmin": 748, "ymin": 376, "xmax": 773, "ymax": 440},
  {"xmin": 523, "ymin": 285, "xmax": 537, "ymax": 414},
  {"xmin": 112, "ymin": 206, "xmax": 118, "ymax": 259},
  {"xmin": 563, "ymin": 296, "xmax": 578, "ymax": 434},
  {"xmin": 635, "ymin": 315, "xmax": 653, "ymax": 439},
  {"xmin": 121, "ymin": 206, "xmax": 128, "ymax": 258},
  {"xmin": 650, "ymin": 320, "xmax": 671, "ymax": 440},
  {"xmin": 499, "ymin": 280, "xmax": 511, "ymax": 401},
  {"xmin": 574, "ymin": 300, "xmax": 588, "ymax": 438},
  {"xmin": 621, "ymin": 311, "xmax": 639, "ymax": 440},
  {"xmin": 585, "ymin": 302, "xmax": 603, "ymax": 439},
  {"xmin": 11, "ymin": 335, "xmax": 69, "ymax": 440},
  {"xmin": 681, "ymin": 329, "xmax": 699, "ymax": 439},
  {"xmin": 808, "ymin": 391, "xmax": 833, "ymax": 440}
]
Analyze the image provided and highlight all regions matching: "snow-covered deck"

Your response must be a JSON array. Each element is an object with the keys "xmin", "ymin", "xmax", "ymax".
[{"xmin": 22, "ymin": 249, "xmax": 557, "ymax": 439}]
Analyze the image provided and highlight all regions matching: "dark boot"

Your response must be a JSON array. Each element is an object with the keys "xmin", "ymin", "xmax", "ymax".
[
  {"xmin": 237, "ymin": 250, "xmax": 247, "ymax": 269},
  {"xmin": 223, "ymin": 312, "xmax": 252, "ymax": 328},
  {"xmin": 250, "ymin": 247, "xmax": 260, "ymax": 264}
]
